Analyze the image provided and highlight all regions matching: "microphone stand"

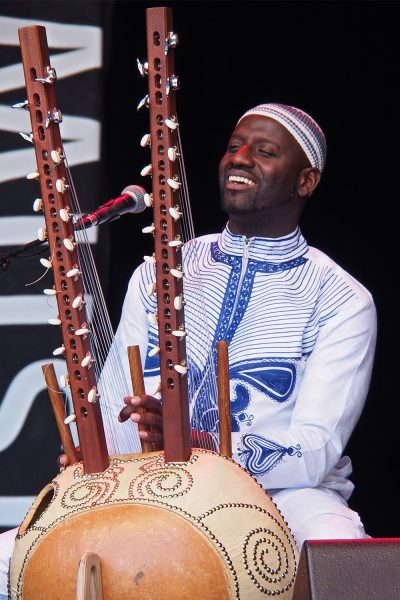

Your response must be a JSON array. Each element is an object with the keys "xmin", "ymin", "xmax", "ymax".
[
  {"xmin": 0, "ymin": 238, "xmax": 48, "ymax": 272},
  {"xmin": 0, "ymin": 206, "xmax": 126, "ymax": 272},
  {"xmin": 0, "ymin": 212, "xmax": 95, "ymax": 272}
]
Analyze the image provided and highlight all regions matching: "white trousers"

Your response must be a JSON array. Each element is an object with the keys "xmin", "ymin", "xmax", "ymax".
[
  {"xmin": 271, "ymin": 486, "xmax": 368, "ymax": 547},
  {"xmin": 0, "ymin": 527, "xmax": 17, "ymax": 597},
  {"xmin": 0, "ymin": 486, "xmax": 367, "ymax": 596}
]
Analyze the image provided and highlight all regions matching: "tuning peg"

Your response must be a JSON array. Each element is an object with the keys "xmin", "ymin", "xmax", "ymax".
[
  {"xmin": 44, "ymin": 288, "xmax": 57, "ymax": 296},
  {"xmin": 40, "ymin": 258, "xmax": 52, "ymax": 269},
  {"xmin": 33, "ymin": 198, "xmax": 43, "ymax": 212},
  {"xmin": 172, "ymin": 327, "xmax": 187, "ymax": 338},
  {"xmin": 137, "ymin": 58, "xmax": 149, "ymax": 77},
  {"xmin": 165, "ymin": 117, "xmax": 178, "ymax": 130},
  {"xmin": 137, "ymin": 94, "xmax": 150, "ymax": 111},
  {"xmin": 174, "ymin": 294, "xmax": 185, "ymax": 310},
  {"xmin": 144, "ymin": 193, "xmax": 153, "ymax": 207},
  {"xmin": 19, "ymin": 132, "xmax": 34, "ymax": 144},
  {"xmin": 72, "ymin": 294, "xmax": 85, "ymax": 310},
  {"xmin": 45, "ymin": 108, "xmax": 63, "ymax": 128},
  {"xmin": 140, "ymin": 133, "xmax": 151, "ymax": 147},
  {"xmin": 38, "ymin": 227, "xmax": 47, "ymax": 241},
  {"xmin": 81, "ymin": 353, "xmax": 94, "ymax": 368},
  {"xmin": 148, "ymin": 312, "xmax": 158, "ymax": 326},
  {"xmin": 59, "ymin": 207, "xmax": 72, "ymax": 223},
  {"xmin": 63, "ymin": 236, "xmax": 76, "ymax": 251},
  {"xmin": 142, "ymin": 224, "xmax": 155, "ymax": 234},
  {"xmin": 166, "ymin": 75, "xmax": 180, "ymax": 96},
  {"xmin": 64, "ymin": 414, "xmax": 76, "ymax": 425},
  {"xmin": 140, "ymin": 164, "xmax": 153, "ymax": 177},
  {"xmin": 147, "ymin": 281, "xmax": 157, "ymax": 296},
  {"xmin": 48, "ymin": 317, "xmax": 61, "ymax": 326},
  {"xmin": 66, "ymin": 266, "xmax": 81, "ymax": 280},
  {"xmin": 169, "ymin": 206, "xmax": 182, "ymax": 221},
  {"xmin": 167, "ymin": 177, "xmax": 181, "ymax": 190},
  {"xmin": 56, "ymin": 178, "xmax": 69, "ymax": 194},
  {"xmin": 76, "ymin": 326, "xmax": 90, "ymax": 337},
  {"xmin": 148, "ymin": 345, "xmax": 160, "ymax": 357},
  {"xmin": 12, "ymin": 100, "xmax": 29, "ymax": 110},
  {"xmin": 164, "ymin": 31, "xmax": 179, "ymax": 55},
  {"xmin": 168, "ymin": 238, "xmax": 183, "ymax": 248},
  {"xmin": 35, "ymin": 66, "xmax": 57, "ymax": 83},
  {"xmin": 88, "ymin": 386, "xmax": 99, "ymax": 404},
  {"xmin": 171, "ymin": 266, "xmax": 183, "ymax": 279},
  {"xmin": 27, "ymin": 171, "xmax": 39, "ymax": 180},
  {"xmin": 51, "ymin": 148, "xmax": 65, "ymax": 164},
  {"xmin": 174, "ymin": 361, "xmax": 188, "ymax": 375},
  {"xmin": 167, "ymin": 146, "xmax": 180, "ymax": 162},
  {"xmin": 53, "ymin": 345, "xmax": 65, "ymax": 356}
]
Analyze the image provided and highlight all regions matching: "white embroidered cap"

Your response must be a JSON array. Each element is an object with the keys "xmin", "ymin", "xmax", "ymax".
[{"xmin": 238, "ymin": 103, "xmax": 327, "ymax": 172}]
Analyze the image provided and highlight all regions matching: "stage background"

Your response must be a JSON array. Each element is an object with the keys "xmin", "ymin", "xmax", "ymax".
[{"xmin": 0, "ymin": 0, "xmax": 398, "ymax": 540}]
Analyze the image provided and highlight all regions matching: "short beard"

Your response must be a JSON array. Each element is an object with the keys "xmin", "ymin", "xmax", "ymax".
[{"xmin": 220, "ymin": 191, "xmax": 262, "ymax": 215}]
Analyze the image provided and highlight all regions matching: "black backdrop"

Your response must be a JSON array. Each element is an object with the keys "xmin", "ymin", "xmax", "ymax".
[
  {"xmin": 105, "ymin": 0, "xmax": 399, "ymax": 539},
  {"xmin": 1, "ymin": 0, "xmax": 398, "ymax": 539}
]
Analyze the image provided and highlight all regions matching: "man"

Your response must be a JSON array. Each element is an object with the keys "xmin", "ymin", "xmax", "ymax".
[
  {"xmin": 0, "ymin": 103, "xmax": 376, "ymax": 597},
  {"xmin": 118, "ymin": 102, "xmax": 377, "ymax": 546}
]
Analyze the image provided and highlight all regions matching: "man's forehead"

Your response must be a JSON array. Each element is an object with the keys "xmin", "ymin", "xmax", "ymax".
[{"xmin": 237, "ymin": 103, "xmax": 327, "ymax": 171}]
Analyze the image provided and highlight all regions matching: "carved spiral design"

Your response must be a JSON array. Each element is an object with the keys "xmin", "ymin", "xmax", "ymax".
[
  {"xmin": 129, "ymin": 466, "xmax": 193, "ymax": 499},
  {"xmin": 61, "ymin": 478, "xmax": 118, "ymax": 509},
  {"xmin": 242, "ymin": 526, "xmax": 297, "ymax": 595}
]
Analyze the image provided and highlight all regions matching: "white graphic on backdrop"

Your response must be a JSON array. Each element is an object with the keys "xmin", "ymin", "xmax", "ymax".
[
  {"xmin": 0, "ymin": 105, "xmax": 101, "ymax": 184},
  {"xmin": 0, "ymin": 16, "xmax": 102, "ymax": 526},
  {"xmin": 0, "ymin": 360, "xmax": 75, "ymax": 524}
]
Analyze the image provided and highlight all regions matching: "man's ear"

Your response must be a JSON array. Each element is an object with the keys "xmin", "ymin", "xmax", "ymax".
[{"xmin": 298, "ymin": 167, "xmax": 321, "ymax": 198}]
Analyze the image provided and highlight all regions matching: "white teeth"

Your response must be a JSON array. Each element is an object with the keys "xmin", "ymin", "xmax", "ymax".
[{"xmin": 228, "ymin": 175, "xmax": 255, "ymax": 186}]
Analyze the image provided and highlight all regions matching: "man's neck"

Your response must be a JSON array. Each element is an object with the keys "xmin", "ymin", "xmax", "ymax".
[{"xmin": 227, "ymin": 216, "xmax": 299, "ymax": 239}]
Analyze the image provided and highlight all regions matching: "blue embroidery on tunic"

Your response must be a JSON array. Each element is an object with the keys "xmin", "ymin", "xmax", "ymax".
[
  {"xmin": 230, "ymin": 383, "xmax": 253, "ymax": 431},
  {"xmin": 144, "ymin": 242, "xmax": 307, "ymax": 432},
  {"xmin": 210, "ymin": 242, "xmax": 307, "ymax": 344},
  {"xmin": 238, "ymin": 433, "xmax": 302, "ymax": 475},
  {"xmin": 190, "ymin": 359, "xmax": 220, "ymax": 433},
  {"xmin": 189, "ymin": 245, "xmax": 306, "ymax": 433},
  {"xmin": 230, "ymin": 359, "xmax": 297, "ymax": 402}
]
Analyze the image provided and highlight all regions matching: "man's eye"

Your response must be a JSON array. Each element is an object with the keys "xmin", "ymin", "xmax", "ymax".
[
  {"xmin": 259, "ymin": 148, "xmax": 273, "ymax": 156},
  {"xmin": 228, "ymin": 144, "xmax": 240, "ymax": 153}
]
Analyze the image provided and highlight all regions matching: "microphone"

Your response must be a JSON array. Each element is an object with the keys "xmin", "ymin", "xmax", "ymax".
[{"xmin": 74, "ymin": 185, "xmax": 147, "ymax": 230}]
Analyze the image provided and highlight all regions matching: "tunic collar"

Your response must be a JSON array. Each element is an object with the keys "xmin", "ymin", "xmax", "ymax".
[{"xmin": 218, "ymin": 225, "xmax": 308, "ymax": 263}]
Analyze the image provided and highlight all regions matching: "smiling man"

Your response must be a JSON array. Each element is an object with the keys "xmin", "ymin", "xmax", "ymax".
[
  {"xmin": 117, "ymin": 102, "xmax": 377, "ymax": 547},
  {"xmin": 0, "ymin": 103, "xmax": 378, "ymax": 597},
  {"xmin": 220, "ymin": 105, "xmax": 321, "ymax": 238},
  {"xmin": 0, "ymin": 104, "xmax": 378, "ymax": 598}
]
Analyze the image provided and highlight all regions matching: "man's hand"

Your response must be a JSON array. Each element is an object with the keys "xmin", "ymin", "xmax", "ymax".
[
  {"xmin": 57, "ymin": 446, "xmax": 82, "ymax": 472},
  {"xmin": 119, "ymin": 394, "xmax": 164, "ymax": 450}
]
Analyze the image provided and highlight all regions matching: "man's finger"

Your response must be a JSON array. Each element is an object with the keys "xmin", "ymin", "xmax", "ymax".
[
  {"xmin": 123, "ymin": 394, "xmax": 162, "ymax": 411},
  {"xmin": 118, "ymin": 405, "xmax": 135, "ymax": 423},
  {"xmin": 130, "ymin": 411, "xmax": 163, "ymax": 428},
  {"xmin": 57, "ymin": 454, "xmax": 69, "ymax": 471}
]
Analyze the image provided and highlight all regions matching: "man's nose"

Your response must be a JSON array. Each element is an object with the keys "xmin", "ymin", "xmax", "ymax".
[{"xmin": 230, "ymin": 144, "xmax": 254, "ymax": 166}]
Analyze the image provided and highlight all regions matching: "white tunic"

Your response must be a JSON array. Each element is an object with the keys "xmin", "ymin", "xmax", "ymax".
[
  {"xmin": 0, "ymin": 226, "xmax": 378, "ymax": 596},
  {"xmin": 111, "ymin": 226, "xmax": 376, "ymax": 505}
]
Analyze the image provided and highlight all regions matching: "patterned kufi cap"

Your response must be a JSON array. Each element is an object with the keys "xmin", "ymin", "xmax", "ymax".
[{"xmin": 238, "ymin": 103, "xmax": 327, "ymax": 172}]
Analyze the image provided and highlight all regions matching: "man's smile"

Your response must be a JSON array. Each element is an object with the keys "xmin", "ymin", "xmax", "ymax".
[{"xmin": 225, "ymin": 174, "xmax": 256, "ymax": 189}]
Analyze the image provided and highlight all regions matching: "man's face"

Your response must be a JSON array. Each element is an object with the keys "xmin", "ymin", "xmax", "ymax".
[{"xmin": 219, "ymin": 115, "xmax": 309, "ymax": 218}]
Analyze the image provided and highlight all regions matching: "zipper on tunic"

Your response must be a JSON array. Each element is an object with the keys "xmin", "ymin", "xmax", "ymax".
[{"xmin": 243, "ymin": 237, "xmax": 250, "ymax": 259}]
